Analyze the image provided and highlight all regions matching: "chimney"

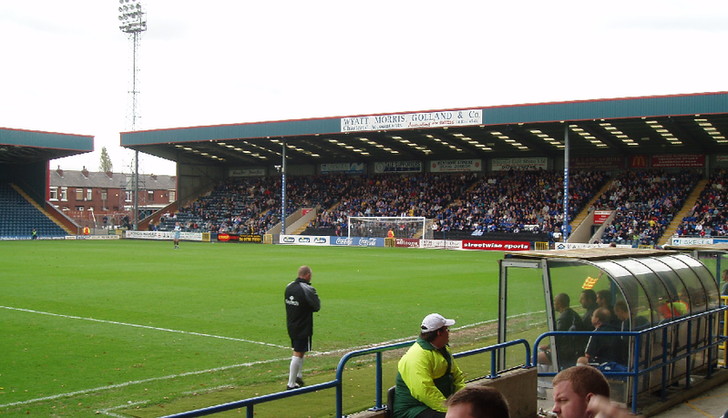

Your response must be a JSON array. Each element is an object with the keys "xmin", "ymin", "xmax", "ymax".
[
  {"xmin": 56, "ymin": 165, "xmax": 64, "ymax": 178},
  {"xmin": 81, "ymin": 166, "xmax": 89, "ymax": 178},
  {"xmin": 106, "ymin": 170, "xmax": 114, "ymax": 179}
]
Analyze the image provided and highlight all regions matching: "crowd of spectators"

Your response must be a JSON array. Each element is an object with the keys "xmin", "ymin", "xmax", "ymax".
[
  {"xmin": 676, "ymin": 169, "xmax": 728, "ymax": 237},
  {"xmin": 312, "ymin": 173, "xmax": 477, "ymax": 236},
  {"xmin": 434, "ymin": 170, "xmax": 608, "ymax": 240},
  {"xmin": 159, "ymin": 168, "xmax": 715, "ymax": 244},
  {"xmin": 593, "ymin": 169, "xmax": 700, "ymax": 245},
  {"xmin": 159, "ymin": 175, "xmax": 348, "ymax": 235}
]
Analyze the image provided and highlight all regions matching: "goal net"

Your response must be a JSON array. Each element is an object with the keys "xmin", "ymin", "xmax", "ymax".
[{"xmin": 347, "ymin": 216, "xmax": 428, "ymax": 239}]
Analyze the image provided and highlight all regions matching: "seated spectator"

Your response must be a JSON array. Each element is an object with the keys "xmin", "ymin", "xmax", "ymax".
[
  {"xmin": 578, "ymin": 308, "xmax": 625, "ymax": 365},
  {"xmin": 394, "ymin": 313, "xmax": 465, "ymax": 418},
  {"xmin": 538, "ymin": 293, "xmax": 584, "ymax": 369}
]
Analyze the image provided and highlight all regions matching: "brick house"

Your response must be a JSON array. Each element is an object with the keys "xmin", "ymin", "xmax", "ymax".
[{"xmin": 49, "ymin": 166, "xmax": 176, "ymax": 227}]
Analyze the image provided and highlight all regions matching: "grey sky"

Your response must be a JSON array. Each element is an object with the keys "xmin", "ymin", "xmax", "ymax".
[{"xmin": 2, "ymin": 0, "xmax": 727, "ymax": 175}]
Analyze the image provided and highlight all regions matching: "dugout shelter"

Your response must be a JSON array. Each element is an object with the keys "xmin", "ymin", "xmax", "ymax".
[
  {"xmin": 498, "ymin": 247, "xmax": 723, "ymax": 405},
  {"xmin": 120, "ymin": 91, "xmax": 728, "ymax": 214}
]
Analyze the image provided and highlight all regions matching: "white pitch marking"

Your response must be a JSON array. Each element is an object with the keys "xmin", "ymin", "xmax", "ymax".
[
  {"xmin": 97, "ymin": 400, "xmax": 150, "ymax": 417},
  {"xmin": 2, "ymin": 306, "xmax": 519, "ymax": 410},
  {"xmin": 0, "ymin": 305, "xmax": 288, "ymax": 349},
  {"xmin": 0, "ymin": 357, "xmax": 289, "ymax": 409}
]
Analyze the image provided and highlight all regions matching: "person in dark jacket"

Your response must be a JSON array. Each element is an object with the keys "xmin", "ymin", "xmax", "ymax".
[
  {"xmin": 284, "ymin": 265, "xmax": 321, "ymax": 390},
  {"xmin": 578, "ymin": 289, "xmax": 599, "ymax": 330},
  {"xmin": 579, "ymin": 308, "xmax": 624, "ymax": 365}
]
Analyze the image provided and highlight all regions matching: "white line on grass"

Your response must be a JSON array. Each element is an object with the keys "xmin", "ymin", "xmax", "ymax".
[
  {"xmin": 0, "ymin": 357, "xmax": 290, "ymax": 409},
  {"xmin": 1, "ymin": 311, "xmax": 543, "ymax": 411},
  {"xmin": 97, "ymin": 400, "xmax": 149, "ymax": 417},
  {"xmin": 0, "ymin": 305, "xmax": 289, "ymax": 349}
]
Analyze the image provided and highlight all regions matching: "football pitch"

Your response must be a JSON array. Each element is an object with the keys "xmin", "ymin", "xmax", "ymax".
[{"xmin": 0, "ymin": 239, "xmax": 527, "ymax": 417}]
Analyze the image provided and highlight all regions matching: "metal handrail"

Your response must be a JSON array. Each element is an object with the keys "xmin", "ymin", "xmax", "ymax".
[
  {"xmin": 533, "ymin": 305, "xmax": 727, "ymax": 414},
  {"xmin": 163, "ymin": 339, "xmax": 532, "ymax": 417}
]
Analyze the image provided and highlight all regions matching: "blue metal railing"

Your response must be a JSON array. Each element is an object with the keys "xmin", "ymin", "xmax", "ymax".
[
  {"xmin": 162, "ymin": 339, "xmax": 532, "ymax": 418},
  {"xmin": 162, "ymin": 306, "xmax": 725, "ymax": 417},
  {"xmin": 532, "ymin": 306, "xmax": 727, "ymax": 414}
]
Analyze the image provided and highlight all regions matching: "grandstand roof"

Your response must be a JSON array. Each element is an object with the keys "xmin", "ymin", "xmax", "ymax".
[
  {"xmin": 122, "ymin": 91, "xmax": 728, "ymax": 167},
  {"xmin": 0, "ymin": 127, "xmax": 93, "ymax": 164}
]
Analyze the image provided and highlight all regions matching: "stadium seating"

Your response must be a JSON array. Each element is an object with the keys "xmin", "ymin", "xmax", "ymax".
[
  {"xmin": 434, "ymin": 170, "xmax": 608, "ymax": 240},
  {"xmin": 0, "ymin": 183, "xmax": 68, "ymax": 238},
  {"xmin": 676, "ymin": 169, "xmax": 728, "ymax": 237},
  {"xmin": 158, "ymin": 169, "xmax": 718, "ymax": 245},
  {"xmin": 593, "ymin": 170, "xmax": 700, "ymax": 245}
]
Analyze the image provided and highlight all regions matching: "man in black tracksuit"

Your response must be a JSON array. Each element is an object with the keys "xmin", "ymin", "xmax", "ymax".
[{"xmin": 284, "ymin": 265, "xmax": 321, "ymax": 390}]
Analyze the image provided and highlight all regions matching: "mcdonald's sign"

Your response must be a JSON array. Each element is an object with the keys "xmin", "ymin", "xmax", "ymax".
[{"xmin": 629, "ymin": 155, "xmax": 648, "ymax": 168}]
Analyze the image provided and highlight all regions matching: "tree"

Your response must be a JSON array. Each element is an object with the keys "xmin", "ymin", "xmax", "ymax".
[{"xmin": 99, "ymin": 147, "xmax": 113, "ymax": 173}]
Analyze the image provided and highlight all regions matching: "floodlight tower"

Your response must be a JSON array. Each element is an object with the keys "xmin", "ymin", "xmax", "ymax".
[{"xmin": 118, "ymin": 0, "xmax": 147, "ymax": 230}]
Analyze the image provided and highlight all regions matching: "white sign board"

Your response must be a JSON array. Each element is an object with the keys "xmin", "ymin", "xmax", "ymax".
[{"xmin": 341, "ymin": 110, "xmax": 482, "ymax": 132}]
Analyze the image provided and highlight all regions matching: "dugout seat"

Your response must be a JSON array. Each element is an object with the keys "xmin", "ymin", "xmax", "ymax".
[{"xmin": 386, "ymin": 386, "xmax": 395, "ymax": 418}]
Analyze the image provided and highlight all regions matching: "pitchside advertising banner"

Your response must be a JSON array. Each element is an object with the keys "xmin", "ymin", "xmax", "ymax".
[
  {"xmin": 554, "ymin": 242, "xmax": 633, "ymax": 250},
  {"xmin": 280, "ymin": 235, "xmax": 533, "ymax": 250},
  {"xmin": 669, "ymin": 237, "xmax": 728, "ymax": 245},
  {"xmin": 461, "ymin": 240, "xmax": 530, "ymax": 251},
  {"xmin": 340, "ymin": 110, "xmax": 482, "ymax": 132},
  {"xmin": 279, "ymin": 235, "xmax": 330, "ymax": 245},
  {"xmin": 214, "ymin": 233, "xmax": 263, "ymax": 243},
  {"xmin": 125, "ymin": 230, "xmax": 205, "ymax": 241},
  {"xmin": 279, "ymin": 235, "xmax": 382, "ymax": 247}
]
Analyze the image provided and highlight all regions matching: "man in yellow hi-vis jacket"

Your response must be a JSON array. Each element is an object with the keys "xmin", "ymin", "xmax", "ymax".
[{"xmin": 393, "ymin": 313, "xmax": 465, "ymax": 418}]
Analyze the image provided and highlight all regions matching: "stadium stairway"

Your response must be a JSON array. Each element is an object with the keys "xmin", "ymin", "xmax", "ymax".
[
  {"xmin": 569, "ymin": 178, "xmax": 614, "ymax": 233},
  {"xmin": 658, "ymin": 178, "xmax": 708, "ymax": 246}
]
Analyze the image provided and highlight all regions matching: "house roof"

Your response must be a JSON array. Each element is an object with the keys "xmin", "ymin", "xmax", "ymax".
[{"xmin": 50, "ymin": 169, "xmax": 176, "ymax": 190}]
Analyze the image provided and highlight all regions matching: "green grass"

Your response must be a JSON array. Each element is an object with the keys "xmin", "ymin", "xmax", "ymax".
[{"xmin": 1, "ymin": 240, "xmax": 525, "ymax": 417}]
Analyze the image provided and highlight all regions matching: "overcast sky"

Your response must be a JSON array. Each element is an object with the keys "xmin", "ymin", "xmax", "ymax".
[{"xmin": 2, "ymin": 0, "xmax": 728, "ymax": 176}]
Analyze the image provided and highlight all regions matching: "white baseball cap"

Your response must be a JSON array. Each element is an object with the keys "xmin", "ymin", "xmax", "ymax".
[{"xmin": 420, "ymin": 313, "xmax": 455, "ymax": 332}]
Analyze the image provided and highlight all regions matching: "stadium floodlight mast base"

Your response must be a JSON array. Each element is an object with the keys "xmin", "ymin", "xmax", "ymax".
[
  {"xmin": 347, "ymin": 216, "xmax": 427, "ymax": 240},
  {"xmin": 118, "ymin": 0, "xmax": 147, "ymax": 230}
]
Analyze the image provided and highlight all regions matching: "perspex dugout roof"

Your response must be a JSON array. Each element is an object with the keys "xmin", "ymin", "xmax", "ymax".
[{"xmin": 501, "ymin": 248, "xmax": 720, "ymax": 330}]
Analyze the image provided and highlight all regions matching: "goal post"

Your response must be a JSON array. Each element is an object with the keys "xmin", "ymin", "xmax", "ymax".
[{"xmin": 347, "ymin": 216, "xmax": 428, "ymax": 240}]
